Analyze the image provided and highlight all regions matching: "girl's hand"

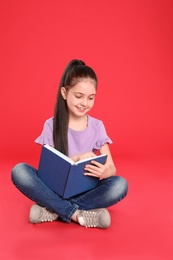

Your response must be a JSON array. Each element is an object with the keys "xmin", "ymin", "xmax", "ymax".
[
  {"xmin": 84, "ymin": 160, "xmax": 111, "ymax": 180},
  {"xmin": 70, "ymin": 152, "xmax": 96, "ymax": 162},
  {"xmin": 84, "ymin": 143, "xmax": 116, "ymax": 179}
]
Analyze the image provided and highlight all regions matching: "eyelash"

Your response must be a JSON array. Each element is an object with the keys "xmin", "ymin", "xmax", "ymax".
[{"xmin": 75, "ymin": 96, "xmax": 94, "ymax": 100}]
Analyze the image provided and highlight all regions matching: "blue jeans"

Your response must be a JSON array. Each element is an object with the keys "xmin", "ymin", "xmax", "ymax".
[{"xmin": 11, "ymin": 163, "xmax": 128, "ymax": 222}]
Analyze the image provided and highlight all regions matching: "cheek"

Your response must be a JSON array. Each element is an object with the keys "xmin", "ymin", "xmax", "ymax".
[
  {"xmin": 67, "ymin": 97, "xmax": 78, "ymax": 106},
  {"xmin": 88, "ymin": 100, "xmax": 95, "ymax": 107}
]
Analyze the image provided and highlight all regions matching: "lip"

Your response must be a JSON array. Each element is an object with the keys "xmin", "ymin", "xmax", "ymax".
[{"xmin": 77, "ymin": 107, "xmax": 86, "ymax": 112}]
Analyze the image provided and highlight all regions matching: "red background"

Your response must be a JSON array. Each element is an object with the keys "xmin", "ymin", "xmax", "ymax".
[
  {"xmin": 0, "ymin": 1, "xmax": 173, "ymax": 259},
  {"xmin": 1, "ymin": 0, "xmax": 173, "ymax": 162}
]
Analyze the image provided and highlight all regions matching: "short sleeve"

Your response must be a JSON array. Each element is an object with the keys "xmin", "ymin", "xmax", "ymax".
[
  {"xmin": 93, "ymin": 120, "xmax": 112, "ymax": 150},
  {"xmin": 35, "ymin": 117, "xmax": 54, "ymax": 147}
]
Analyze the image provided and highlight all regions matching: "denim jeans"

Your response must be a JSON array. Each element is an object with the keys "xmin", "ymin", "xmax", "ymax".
[{"xmin": 11, "ymin": 163, "xmax": 128, "ymax": 222}]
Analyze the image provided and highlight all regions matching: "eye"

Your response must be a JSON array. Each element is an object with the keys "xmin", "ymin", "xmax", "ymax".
[{"xmin": 75, "ymin": 95, "xmax": 82, "ymax": 99}]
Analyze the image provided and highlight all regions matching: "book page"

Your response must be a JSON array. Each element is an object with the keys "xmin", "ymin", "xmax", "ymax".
[
  {"xmin": 75, "ymin": 154, "xmax": 107, "ymax": 165},
  {"xmin": 44, "ymin": 144, "xmax": 107, "ymax": 166}
]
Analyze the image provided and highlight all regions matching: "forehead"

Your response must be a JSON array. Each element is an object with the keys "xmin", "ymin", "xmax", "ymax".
[{"xmin": 71, "ymin": 79, "xmax": 96, "ymax": 94}]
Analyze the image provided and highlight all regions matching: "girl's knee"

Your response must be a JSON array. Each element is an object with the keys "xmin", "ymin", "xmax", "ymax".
[
  {"xmin": 118, "ymin": 176, "xmax": 128, "ymax": 194},
  {"xmin": 12, "ymin": 163, "xmax": 23, "ymax": 177},
  {"xmin": 11, "ymin": 163, "xmax": 29, "ymax": 183},
  {"xmin": 111, "ymin": 176, "xmax": 128, "ymax": 199}
]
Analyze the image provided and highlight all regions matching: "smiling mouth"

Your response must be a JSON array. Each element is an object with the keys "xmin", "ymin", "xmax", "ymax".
[{"xmin": 77, "ymin": 107, "xmax": 86, "ymax": 111}]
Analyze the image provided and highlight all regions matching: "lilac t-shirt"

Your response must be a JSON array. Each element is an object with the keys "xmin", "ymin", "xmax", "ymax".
[{"xmin": 35, "ymin": 115, "xmax": 112, "ymax": 157}]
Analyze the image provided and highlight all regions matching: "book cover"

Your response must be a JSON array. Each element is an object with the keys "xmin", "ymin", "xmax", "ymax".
[{"xmin": 38, "ymin": 144, "xmax": 107, "ymax": 198}]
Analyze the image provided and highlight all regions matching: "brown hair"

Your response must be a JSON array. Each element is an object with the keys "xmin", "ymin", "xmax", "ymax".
[{"xmin": 53, "ymin": 59, "xmax": 98, "ymax": 155}]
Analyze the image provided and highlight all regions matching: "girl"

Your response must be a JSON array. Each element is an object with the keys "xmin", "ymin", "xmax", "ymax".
[{"xmin": 11, "ymin": 59, "xmax": 128, "ymax": 229}]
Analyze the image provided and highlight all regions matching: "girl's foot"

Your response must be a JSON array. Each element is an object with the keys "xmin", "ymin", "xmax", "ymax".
[
  {"xmin": 29, "ymin": 204, "xmax": 58, "ymax": 223},
  {"xmin": 76, "ymin": 208, "xmax": 111, "ymax": 228}
]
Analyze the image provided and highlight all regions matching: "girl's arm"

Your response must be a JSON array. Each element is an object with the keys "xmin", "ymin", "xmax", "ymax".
[{"xmin": 84, "ymin": 143, "xmax": 116, "ymax": 179}]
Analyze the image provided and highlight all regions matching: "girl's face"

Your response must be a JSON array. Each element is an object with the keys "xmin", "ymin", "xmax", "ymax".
[{"xmin": 61, "ymin": 78, "xmax": 96, "ymax": 118}]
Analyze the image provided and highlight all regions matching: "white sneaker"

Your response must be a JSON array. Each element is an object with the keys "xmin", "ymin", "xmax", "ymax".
[
  {"xmin": 29, "ymin": 204, "xmax": 58, "ymax": 223},
  {"xmin": 77, "ymin": 208, "xmax": 111, "ymax": 228}
]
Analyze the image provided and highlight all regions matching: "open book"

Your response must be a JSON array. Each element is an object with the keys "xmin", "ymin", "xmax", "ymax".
[{"xmin": 38, "ymin": 144, "xmax": 107, "ymax": 198}]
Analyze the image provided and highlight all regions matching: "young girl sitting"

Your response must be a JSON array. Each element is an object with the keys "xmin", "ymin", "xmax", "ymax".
[{"xmin": 12, "ymin": 59, "xmax": 128, "ymax": 229}]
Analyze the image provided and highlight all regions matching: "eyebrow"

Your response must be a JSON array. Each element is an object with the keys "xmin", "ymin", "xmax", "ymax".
[{"xmin": 74, "ymin": 92, "xmax": 96, "ymax": 96}]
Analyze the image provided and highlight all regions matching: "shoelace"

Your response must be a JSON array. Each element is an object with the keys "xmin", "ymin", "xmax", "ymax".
[
  {"xmin": 80, "ymin": 211, "xmax": 99, "ymax": 228},
  {"xmin": 40, "ymin": 207, "xmax": 57, "ymax": 222}
]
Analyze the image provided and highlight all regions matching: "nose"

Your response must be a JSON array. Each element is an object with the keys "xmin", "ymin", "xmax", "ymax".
[{"xmin": 81, "ymin": 98, "xmax": 87, "ymax": 107}]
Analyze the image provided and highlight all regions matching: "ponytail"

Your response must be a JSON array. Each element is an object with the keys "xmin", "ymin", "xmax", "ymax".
[{"xmin": 53, "ymin": 59, "xmax": 97, "ymax": 155}]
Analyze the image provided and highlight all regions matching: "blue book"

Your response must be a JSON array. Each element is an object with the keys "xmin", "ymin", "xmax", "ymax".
[{"xmin": 38, "ymin": 144, "xmax": 107, "ymax": 198}]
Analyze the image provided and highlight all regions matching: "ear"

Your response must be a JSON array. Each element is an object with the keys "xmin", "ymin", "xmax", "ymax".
[{"xmin": 61, "ymin": 87, "xmax": 67, "ymax": 100}]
